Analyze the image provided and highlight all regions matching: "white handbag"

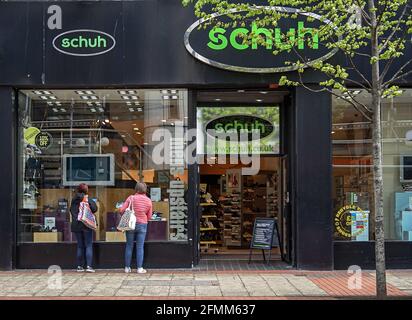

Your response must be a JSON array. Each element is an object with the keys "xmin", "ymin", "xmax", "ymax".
[{"xmin": 117, "ymin": 196, "xmax": 137, "ymax": 231}]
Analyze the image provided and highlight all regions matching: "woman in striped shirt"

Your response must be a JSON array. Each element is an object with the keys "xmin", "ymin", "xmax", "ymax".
[{"xmin": 120, "ymin": 182, "xmax": 153, "ymax": 273}]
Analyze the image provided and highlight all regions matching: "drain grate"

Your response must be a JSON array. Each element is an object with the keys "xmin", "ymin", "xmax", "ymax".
[{"xmin": 122, "ymin": 280, "xmax": 219, "ymax": 287}]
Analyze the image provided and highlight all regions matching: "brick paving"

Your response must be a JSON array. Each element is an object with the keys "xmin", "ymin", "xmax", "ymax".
[{"xmin": 0, "ymin": 269, "xmax": 411, "ymax": 299}]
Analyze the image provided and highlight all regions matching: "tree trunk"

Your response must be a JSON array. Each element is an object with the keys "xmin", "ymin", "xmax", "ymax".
[
  {"xmin": 371, "ymin": 93, "xmax": 387, "ymax": 298},
  {"xmin": 369, "ymin": 0, "xmax": 387, "ymax": 299}
]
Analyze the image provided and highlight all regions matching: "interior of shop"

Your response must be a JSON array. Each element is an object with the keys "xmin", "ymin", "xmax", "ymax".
[{"xmin": 196, "ymin": 90, "xmax": 286, "ymax": 259}]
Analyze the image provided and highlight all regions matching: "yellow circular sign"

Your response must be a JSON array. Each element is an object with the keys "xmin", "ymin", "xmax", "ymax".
[
  {"xmin": 335, "ymin": 204, "xmax": 368, "ymax": 238},
  {"xmin": 24, "ymin": 127, "xmax": 41, "ymax": 145}
]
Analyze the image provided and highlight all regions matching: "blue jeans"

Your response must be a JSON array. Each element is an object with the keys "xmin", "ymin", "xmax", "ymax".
[
  {"xmin": 125, "ymin": 223, "xmax": 147, "ymax": 269},
  {"xmin": 74, "ymin": 229, "xmax": 93, "ymax": 267}
]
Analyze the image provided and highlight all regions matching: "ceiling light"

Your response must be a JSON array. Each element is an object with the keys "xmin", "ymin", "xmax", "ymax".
[
  {"xmin": 129, "ymin": 108, "xmax": 135, "ymax": 112},
  {"xmin": 90, "ymin": 96, "xmax": 98, "ymax": 100},
  {"xmin": 33, "ymin": 90, "xmax": 53, "ymax": 95},
  {"xmin": 81, "ymin": 96, "xmax": 89, "ymax": 100},
  {"xmin": 256, "ymin": 99, "xmax": 263, "ymax": 102},
  {"xmin": 161, "ymin": 90, "xmax": 168, "ymax": 94},
  {"xmin": 90, "ymin": 108, "xmax": 96, "ymax": 113},
  {"xmin": 104, "ymin": 119, "xmax": 110, "ymax": 123},
  {"xmin": 40, "ymin": 96, "xmax": 49, "ymax": 100},
  {"xmin": 237, "ymin": 90, "xmax": 245, "ymax": 93},
  {"xmin": 215, "ymin": 98, "xmax": 221, "ymax": 101},
  {"xmin": 52, "ymin": 108, "xmax": 58, "ymax": 112},
  {"xmin": 170, "ymin": 90, "xmax": 178, "ymax": 94},
  {"xmin": 163, "ymin": 96, "xmax": 170, "ymax": 100},
  {"xmin": 143, "ymin": 142, "xmax": 148, "ymax": 145},
  {"xmin": 60, "ymin": 108, "xmax": 66, "ymax": 112},
  {"xmin": 260, "ymin": 91, "xmax": 268, "ymax": 94},
  {"xmin": 98, "ymin": 108, "xmax": 104, "ymax": 112},
  {"xmin": 49, "ymin": 96, "xmax": 57, "ymax": 100},
  {"xmin": 137, "ymin": 108, "xmax": 142, "ymax": 112},
  {"xmin": 126, "ymin": 102, "xmax": 132, "ymax": 105},
  {"xmin": 75, "ymin": 90, "xmax": 95, "ymax": 95},
  {"xmin": 47, "ymin": 102, "xmax": 53, "ymax": 105},
  {"xmin": 119, "ymin": 90, "xmax": 137, "ymax": 95},
  {"xmin": 133, "ymin": 128, "xmax": 139, "ymax": 131},
  {"xmin": 171, "ymin": 96, "xmax": 178, "ymax": 100}
]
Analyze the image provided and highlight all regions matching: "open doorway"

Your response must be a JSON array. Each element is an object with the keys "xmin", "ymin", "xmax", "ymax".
[{"xmin": 195, "ymin": 89, "xmax": 289, "ymax": 264}]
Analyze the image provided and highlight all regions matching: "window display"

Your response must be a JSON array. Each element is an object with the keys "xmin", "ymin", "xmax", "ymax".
[
  {"xmin": 17, "ymin": 89, "xmax": 188, "ymax": 243},
  {"xmin": 332, "ymin": 89, "xmax": 412, "ymax": 241}
]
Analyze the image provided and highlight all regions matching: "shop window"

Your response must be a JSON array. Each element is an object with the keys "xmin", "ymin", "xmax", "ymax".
[
  {"xmin": 17, "ymin": 89, "xmax": 188, "ymax": 243},
  {"xmin": 332, "ymin": 89, "xmax": 412, "ymax": 241}
]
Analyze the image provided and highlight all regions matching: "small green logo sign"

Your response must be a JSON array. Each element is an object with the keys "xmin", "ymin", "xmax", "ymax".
[{"xmin": 53, "ymin": 29, "xmax": 116, "ymax": 57}]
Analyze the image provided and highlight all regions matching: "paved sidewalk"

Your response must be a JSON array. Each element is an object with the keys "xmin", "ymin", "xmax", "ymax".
[{"xmin": 0, "ymin": 270, "xmax": 411, "ymax": 299}]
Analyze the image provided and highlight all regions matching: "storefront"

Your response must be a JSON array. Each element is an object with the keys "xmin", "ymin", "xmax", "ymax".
[{"xmin": 0, "ymin": 0, "xmax": 410, "ymax": 271}]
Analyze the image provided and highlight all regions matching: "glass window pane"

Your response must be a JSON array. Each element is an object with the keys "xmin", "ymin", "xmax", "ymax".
[{"xmin": 17, "ymin": 89, "xmax": 188, "ymax": 243}]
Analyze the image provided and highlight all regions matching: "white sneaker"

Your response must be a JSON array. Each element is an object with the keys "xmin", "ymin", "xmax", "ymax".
[
  {"xmin": 124, "ymin": 267, "xmax": 131, "ymax": 273},
  {"xmin": 137, "ymin": 268, "xmax": 147, "ymax": 274},
  {"xmin": 86, "ymin": 266, "xmax": 96, "ymax": 273}
]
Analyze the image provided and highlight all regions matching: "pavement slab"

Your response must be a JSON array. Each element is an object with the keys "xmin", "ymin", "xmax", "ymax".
[{"xmin": 0, "ymin": 270, "xmax": 411, "ymax": 299}]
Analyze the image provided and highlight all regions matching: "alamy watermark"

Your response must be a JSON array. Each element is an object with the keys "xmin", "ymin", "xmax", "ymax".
[{"xmin": 151, "ymin": 121, "xmax": 262, "ymax": 175}]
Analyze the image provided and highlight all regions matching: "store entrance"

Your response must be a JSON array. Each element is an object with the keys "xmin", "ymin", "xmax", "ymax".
[{"xmin": 195, "ymin": 90, "xmax": 291, "ymax": 265}]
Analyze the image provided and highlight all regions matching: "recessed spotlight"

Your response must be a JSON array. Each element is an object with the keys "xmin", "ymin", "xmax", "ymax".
[
  {"xmin": 133, "ymin": 128, "xmax": 140, "ymax": 131},
  {"xmin": 33, "ymin": 90, "xmax": 53, "ymax": 95},
  {"xmin": 215, "ymin": 98, "xmax": 221, "ymax": 101},
  {"xmin": 331, "ymin": 131, "xmax": 335, "ymax": 134},
  {"xmin": 260, "ymin": 91, "xmax": 268, "ymax": 94},
  {"xmin": 256, "ymin": 99, "xmax": 263, "ymax": 102}
]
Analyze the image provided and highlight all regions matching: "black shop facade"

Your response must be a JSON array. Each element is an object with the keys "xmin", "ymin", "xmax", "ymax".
[{"xmin": 0, "ymin": 0, "xmax": 411, "ymax": 271}]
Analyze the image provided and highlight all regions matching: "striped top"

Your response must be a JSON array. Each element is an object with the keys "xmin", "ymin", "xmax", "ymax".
[{"xmin": 120, "ymin": 193, "xmax": 153, "ymax": 224}]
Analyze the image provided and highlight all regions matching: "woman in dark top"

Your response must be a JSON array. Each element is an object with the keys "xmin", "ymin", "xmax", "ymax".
[{"xmin": 70, "ymin": 183, "xmax": 97, "ymax": 272}]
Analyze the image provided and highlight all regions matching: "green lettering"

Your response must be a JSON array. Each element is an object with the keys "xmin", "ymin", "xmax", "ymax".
[
  {"xmin": 61, "ymin": 38, "xmax": 70, "ymax": 48},
  {"xmin": 230, "ymin": 28, "xmax": 249, "ymax": 50},
  {"xmin": 214, "ymin": 123, "xmax": 224, "ymax": 132},
  {"xmin": 70, "ymin": 38, "xmax": 79, "ymax": 48},
  {"xmin": 98, "ymin": 36, "xmax": 107, "ymax": 48},
  {"xmin": 275, "ymin": 28, "xmax": 295, "ymax": 50},
  {"xmin": 208, "ymin": 28, "xmax": 228, "ymax": 50},
  {"xmin": 251, "ymin": 23, "xmax": 273, "ymax": 50},
  {"xmin": 298, "ymin": 21, "xmax": 318, "ymax": 49}
]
